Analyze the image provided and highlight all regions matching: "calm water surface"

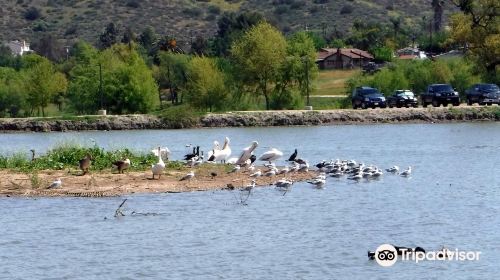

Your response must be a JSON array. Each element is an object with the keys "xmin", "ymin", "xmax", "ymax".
[{"xmin": 1, "ymin": 123, "xmax": 499, "ymax": 279}]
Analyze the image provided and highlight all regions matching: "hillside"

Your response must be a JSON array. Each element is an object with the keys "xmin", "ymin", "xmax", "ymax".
[{"xmin": 0, "ymin": 0, "xmax": 447, "ymax": 46}]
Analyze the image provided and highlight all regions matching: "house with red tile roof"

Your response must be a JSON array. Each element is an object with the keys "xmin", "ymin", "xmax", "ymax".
[{"xmin": 316, "ymin": 48, "xmax": 374, "ymax": 69}]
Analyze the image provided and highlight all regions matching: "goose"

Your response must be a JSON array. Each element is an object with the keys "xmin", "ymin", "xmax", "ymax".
[
  {"xmin": 236, "ymin": 141, "xmax": 259, "ymax": 166},
  {"xmin": 180, "ymin": 171, "xmax": 195, "ymax": 181},
  {"xmin": 151, "ymin": 147, "xmax": 171, "ymax": 161},
  {"xmin": 112, "ymin": 158, "xmax": 131, "ymax": 174},
  {"xmin": 249, "ymin": 170, "xmax": 262, "ymax": 178},
  {"xmin": 48, "ymin": 178, "xmax": 62, "ymax": 189},
  {"xmin": 259, "ymin": 148, "xmax": 283, "ymax": 164},
  {"xmin": 151, "ymin": 147, "xmax": 165, "ymax": 179},
  {"xmin": 400, "ymin": 166, "xmax": 412, "ymax": 177},
  {"xmin": 386, "ymin": 166, "xmax": 399, "ymax": 173},
  {"xmin": 288, "ymin": 149, "xmax": 298, "ymax": 162},
  {"xmin": 79, "ymin": 154, "xmax": 92, "ymax": 175}
]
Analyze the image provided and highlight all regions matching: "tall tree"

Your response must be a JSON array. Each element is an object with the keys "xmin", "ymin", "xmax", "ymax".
[
  {"xmin": 185, "ymin": 57, "xmax": 227, "ymax": 111},
  {"xmin": 449, "ymin": 0, "xmax": 499, "ymax": 80},
  {"xmin": 212, "ymin": 12, "xmax": 264, "ymax": 56},
  {"xmin": 31, "ymin": 33, "xmax": 64, "ymax": 62},
  {"xmin": 432, "ymin": 0, "xmax": 445, "ymax": 32},
  {"xmin": 231, "ymin": 22, "xmax": 287, "ymax": 110},
  {"xmin": 99, "ymin": 22, "xmax": 120, "ymax": 49}
]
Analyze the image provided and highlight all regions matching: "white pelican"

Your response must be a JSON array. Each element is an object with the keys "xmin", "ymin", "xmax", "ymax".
[
  {"xmin": 386, "ymin": 166, "xmax": 399, "ymax": 173},
  {"xmin": 400, "ymin": 166, "xmax": 412, "ymax": 177},
  {"xmin": 151, "ymin": 147, "xmax": 165, "ymax": 179},
  {"xmin": 180, "ymin": 171, "xmax": 195, "ymax": 181},
  {"xmin": 48, "ymin": 178, "xmax": 62, "ymax": 189},
  {"xmin": 151, "ymin": 147, "xmax": 171, "ymax": 161},
  {"xmin": 236, "ymin": 141, "xmax": 259, "ymax": 166},
  {"xmin": 210, "ymin": 137, "xmax": 232, "ymax": 163},
  {"xmin": 259, "ymin": 148, "xmax": 283, "ymax": 164}
]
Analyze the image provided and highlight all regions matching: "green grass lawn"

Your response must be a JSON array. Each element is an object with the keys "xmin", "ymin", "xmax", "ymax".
[{"xmin": 312, "ymin": 69, "xmax": 359, "ymax": 96}]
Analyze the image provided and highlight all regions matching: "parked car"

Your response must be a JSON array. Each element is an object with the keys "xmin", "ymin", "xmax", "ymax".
[
  {"xmin": 421, "ymin": 84, "xmax": 460, "ymax": 107},
  {"xmin": 352, "ymin": 86, "xmax": 387, "ymax": 109},
  {"xmin": 387, "ymin": 90, "xmax": 418, "ymax": 108},
  {"xmin": 465, "ymin": 83, "xmax": 499, "ymax": 105}
]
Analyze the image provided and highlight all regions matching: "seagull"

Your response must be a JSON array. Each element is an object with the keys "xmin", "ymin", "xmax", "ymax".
[
  {"xmin": 249, "ymin": 170, "xmax": 262, "ymax": 178},
  {"xmin": 236, "ymin": 141, "xmax": 259, "ymax": 166},
  {"xmin": 48, "ymin": 178, "xmax": 62, "ymax": 189},
  {"xmin": 307, "ymin": 178, "xmax": 326, "ymax": 188},
  {"xmin": 400, "ymin": 166, "xmax": 412, "ymax": 177},
  {"xmin": 275, "ymin": 179, "xmax": 293, "ymax": 189},
  {"xmin": 348, "ymin": 172, "xmax": 363, "ymax": 181},
  {"xmin": 79, "ymin": 153, "xmax": 92, "ymax": 175},
  {"xmin": 259, "ymin": 148, "xmax": 283, "ymax": 164},
  {"xmin": 228, "ymin": 165, "xmax": 241, "ymax": 173},
  {"xmin": 264, "ymin": 168, "xmax": 277, "ymax": 177},
  {"xmin": 112, "ymin": 158, "xmax": 131, "ymax": 174},
  {"xmin": 180, "ymin": 171, "xmax": 195, "ymax": 181},
  {"xmin": 242, "ymin": 180, "xmax": 256, "ymax": 192},
  {"xmin": 298, "ymin": 161, "xmax": 309, "ymax": 172},
  {"xmin": 277, "ymin": 166, "xmax": 289, "ymax": 175},
  {"xmin": 151, "ymin": 147, "xmax": 165, "ymax": 179},
  {"xmin": 288, "ymin": 149, "xmax": 298, "ymax": 162},
  {"xmin": 386, "ymin": 166, "xmax": 399, "ymax": 173}
]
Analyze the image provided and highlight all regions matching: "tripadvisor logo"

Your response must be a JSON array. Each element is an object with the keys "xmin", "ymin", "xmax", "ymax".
[
  {"xmin": 373, "ymin": 244, "xmax": 481, "ymax": 267},
  {"xmin": 375, "ymin": 244, "xmax": 398, "ymax": 267}
]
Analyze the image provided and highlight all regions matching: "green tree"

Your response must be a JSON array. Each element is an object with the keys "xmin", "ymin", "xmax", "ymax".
[
  {"xmin": 99, "ymin": 22, "xmax": 120, "ymax": 49},
  {"xmin": 0, "ymin": 67, "xmax": 26, "ymax": 117},
  {"xmin": 212, "ymin": 12, "xmax": 264, "ymax": 56},
  {"xmin": 449, "ymin": 0, "xmax": 499, "ymax": 82},
  {"xmin": 231, "ymin": 22, "xmax": 287, "ymax": 110},
  {"xmin": 185, "ymin": 56, "xmax": 227, "ymax": 112},
  {"xmin": 22, "ymin": 54, "xmax": 67, "ymax": 116},
  {"xmin": 158, "ymin": 52, "xmax": 190, "ymax": 104}
]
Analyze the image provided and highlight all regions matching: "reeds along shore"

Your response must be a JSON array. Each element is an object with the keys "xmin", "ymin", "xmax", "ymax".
[{"xmin": 0, "ymin": 106, "xmax": 499, "ymax": 132}]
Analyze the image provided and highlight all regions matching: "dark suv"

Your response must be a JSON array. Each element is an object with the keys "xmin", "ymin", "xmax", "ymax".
[
  {"xmin": 387, "ymin": 90, "xmax": 418, "ymax": 108},
  {"xmin": 465, "ymin": 83, "xmax": 499, "ymax": 105},
  {"xmin": 421, "ymin": 84, "xmax": 460, "ymax": 107},
  {"xmin": 352, "ymin": 87, "xmax": 387, "ymax": 109}
]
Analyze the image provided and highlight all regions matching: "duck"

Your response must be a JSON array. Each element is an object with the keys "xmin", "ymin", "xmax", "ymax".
[
  {"xmin": 79, "ymin": 154, "xmax": 92, "ymax": 175},
  {"xmin": 236, "ymin": 141, "xmax": 259, "ymax": 166},
  {"xmin": 259, "ymin": 148, "xmax": 283, "ymax": 164},
  {"xmin": 47, "ymin": 178, "xmax": 62, "ymax": 189},
  {"xmin": 151, "ymin": 147, "xmax": 165, "ymax": 179},
  {"xmin": 112, "ymin": 158, "xmax": 131, "ymax": 174},
  {"xmin": 400, "ymin": 166, "xmax": 412, "ymax": 177}
]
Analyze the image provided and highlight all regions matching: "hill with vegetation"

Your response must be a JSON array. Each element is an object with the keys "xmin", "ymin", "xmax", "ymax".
[{"xmin": 1, "ymin": 0, "xmax": 447, "ymax": 45}]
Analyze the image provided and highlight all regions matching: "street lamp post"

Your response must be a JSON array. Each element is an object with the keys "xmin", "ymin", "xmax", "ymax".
[{"xmin": 302, "ymin": 56, "xmax": 311, "ymax": 109}]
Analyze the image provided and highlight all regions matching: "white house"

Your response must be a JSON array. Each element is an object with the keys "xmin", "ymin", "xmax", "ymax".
[{"xmin": 7, "ymin": 40, "xmax": 31, "ymax": 56}]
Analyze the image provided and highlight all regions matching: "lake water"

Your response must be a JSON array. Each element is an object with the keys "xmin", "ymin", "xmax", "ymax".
[{"xmin": 1, "ymin": 123, "xmax": 499, "ymax": 279}]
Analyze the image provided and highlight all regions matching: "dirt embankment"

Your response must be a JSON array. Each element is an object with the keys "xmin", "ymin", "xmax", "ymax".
[
  {"xmin": 0, "ymin": 107, "xmax": 498, "ymax": 132},
  {"xmin": 0, "ymin": 165, "xmax": 318, "ymax": 198}
]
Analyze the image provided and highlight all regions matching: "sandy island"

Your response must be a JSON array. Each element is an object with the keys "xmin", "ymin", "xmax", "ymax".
[{"xmin": 0, "ymin": 165, "xmax": 319, "ymax": 197}]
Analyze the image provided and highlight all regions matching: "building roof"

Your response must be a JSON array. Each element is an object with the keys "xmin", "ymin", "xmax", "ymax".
[{"xmin": 317, "ymin": 48, "xmax": 374, "ymax": 61}]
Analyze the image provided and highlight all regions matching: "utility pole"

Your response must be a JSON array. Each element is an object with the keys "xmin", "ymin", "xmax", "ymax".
[
  {"xmin": 98, "ymin": 62, "xmax": 105, "ymax": 115},
  {"xmin": 304, "ymin": 56, "xmax": 310, "ymax": 107}
]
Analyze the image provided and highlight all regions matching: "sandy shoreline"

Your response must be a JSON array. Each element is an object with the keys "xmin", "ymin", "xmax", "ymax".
[{"xmin": 0, "ymin": 165, "xmax": 319, "ymax": 197}]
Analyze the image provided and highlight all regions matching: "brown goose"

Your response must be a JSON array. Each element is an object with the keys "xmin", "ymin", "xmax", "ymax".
[
  {"xmin": 112, "ymin": 158, "xmax": 130, "ymax": 174},
  {"xmin": 79, "ymin": 154, "xmax": 92, "ymax": 175}
]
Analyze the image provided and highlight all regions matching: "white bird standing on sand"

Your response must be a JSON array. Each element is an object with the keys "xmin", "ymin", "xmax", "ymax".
[
  {"xmin": 236, "ymin": 141, "xmax": 259, "ymax": 166},
  {"xmin": 210, "ymin": 137, "xmax": 232, "ymax": 163},
  {"xmin": 151, "ymin": 147, "xmax": 166, "ymax": 179},
  {"xmin": 400, "ymin": 166, "xmax": 412, "ymax": 177},
  {"xmin": 259, "ymin": 148, "xmax": 283, "ymax": 164},
  {"xmin": 386, "ymin": 166, "xmax": 399, "ymax": 173},
  {"xmin": 265, "ymin": 168, "xmax": 277, "ymax": 177},
  {"xmin": 48, "ymin": 178, "xmax": 62, "ymax": 189},
  {"xmin": 180, "ymin": 171, "xmax": 195, "ymax": 181}
]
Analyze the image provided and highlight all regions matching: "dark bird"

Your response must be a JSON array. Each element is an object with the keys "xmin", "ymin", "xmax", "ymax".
[
  {"xmin": 30, "ymin": 149, "xmax": 37, "ymax": 161},
  {"xmin": 249, "ymin": 154, "xmax": 257, "ymax": 164},
  {"xmin": 210, "ymin": 172, "xmax": 217, "ymax": 179},
  {"xmin": 294, "ymin": 158, "xmax": 306, "ymax": 165},
  {"xmin": 184, "ymin": 147, "xmax": 199, "ymax": 161},
  {"xmin": 316, "ymin": 161, "xmax": 326, "ymax": 169},
  {"xmin": 288, "ymin": 149, "xmax": 298, "ymax": 162},
  {"xmin": 79, "ymin": 154, "xmax": 92, "ymax": 175},
  {"xmin": 112, "ymin": 158, "xmax": 131, "ymax": 174},
  {"xmin": 208, "ymin": 152, "xmax": 216, "ymax": 162}
]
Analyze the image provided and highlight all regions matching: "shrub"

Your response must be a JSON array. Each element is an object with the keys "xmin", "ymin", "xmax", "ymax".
[
  {"xmin": 24, "ymin": 7, "xmax": 41, "ymax": 21},
  {"xmin": 340, "ymin": 4, "xmax": 353, "ymax": 14},
  {"xmin": 158, "ymin": 105, "xmax": 204, "ymax": 129}
]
